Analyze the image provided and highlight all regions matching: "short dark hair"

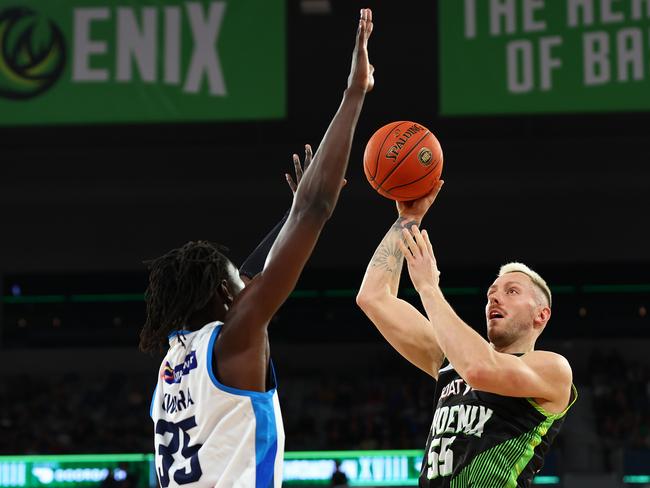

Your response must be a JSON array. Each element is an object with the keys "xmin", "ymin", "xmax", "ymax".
[{"xmin": 139, "ymin": 241, "xmax": 231, "ymax": 353}]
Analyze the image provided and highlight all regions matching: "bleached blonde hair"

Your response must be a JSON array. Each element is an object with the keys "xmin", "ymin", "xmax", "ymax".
[{"xmin": 498, "ymin": 262, "xmax": 552, "ymax": 308}]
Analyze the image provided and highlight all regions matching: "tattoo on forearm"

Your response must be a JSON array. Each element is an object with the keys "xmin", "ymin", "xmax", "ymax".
[
  {"xmin": 392, "ymin": 217, "xmax": 419, "ymax": 232},
  {"xmin": 370, "ymin": 217, "xmax": 419, "ymax": 273},
  {"xmin": 370, "ymin": 240, "xmax": 403, "ymax": 273}
]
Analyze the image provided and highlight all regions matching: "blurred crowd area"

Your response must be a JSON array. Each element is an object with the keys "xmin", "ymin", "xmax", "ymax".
[
  {"xmin": 0, "ymin": 373, "xmax": 152, "ymax": 454},
  {"xmin": 280, "ymin": 374, "xmax": 435, "ymax": 450},
  {"xmin": 590, "ymin": 350, "xmax": 650, "ymax": 449},
  {"xmin": 0, "ymin": 371, "xmax": 435, "ymax": 454},
  {"xmin": 1, "ymin": 353, "xmax": 649, "ymax": 458}
]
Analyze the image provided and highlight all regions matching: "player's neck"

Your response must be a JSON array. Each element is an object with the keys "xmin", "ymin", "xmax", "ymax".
[
  {"xmin": 491, "ymin": 339, "xmax": 535, "ymax": 355},
  {"xmin": 187, "ymin": 307, "xmax": 226, "ymax": 330}
]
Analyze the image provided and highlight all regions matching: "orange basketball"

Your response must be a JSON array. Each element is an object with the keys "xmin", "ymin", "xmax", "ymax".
[{"xmin": 363, "ymin": 121, "xmax": 443, "ymax": 201}]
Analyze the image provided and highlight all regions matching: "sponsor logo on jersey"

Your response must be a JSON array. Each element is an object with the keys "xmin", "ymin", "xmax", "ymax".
[
  {"xmin": 161, "ymin": 350, "xmax": 198, "ymax": 385},
  {"xmin": 431, "ymin": 404, "xmax": 494, "ymax": 439},
  {"xmin": 440, "ymin": 378, "xmax": 473, "ymax": 400}
]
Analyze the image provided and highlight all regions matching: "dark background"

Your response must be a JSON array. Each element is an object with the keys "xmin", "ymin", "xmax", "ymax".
[{"xmin": 2, "ymin": 0, "xmax": 649, "ymax": 277}]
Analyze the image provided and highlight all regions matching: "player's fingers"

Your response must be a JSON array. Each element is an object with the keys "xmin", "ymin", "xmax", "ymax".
[
  {"xmin": 422, "ymin": 229, "xmax": 434, "ymax": 258},
  {"xmin": 304, "ymin": 144, "xmax": 313, "ymax": 169},
  {"xmin": 411, "ymin": 225, "xmax": 427, "ymax": 254},
  {"xmin": 422, "ymin": 230, "xmax": 439, "ymax": 274},
  {"xmin": 293, "ymin": 154, "xmax": 307, "ymax": 183},
  {"xmin": 358, "ymin": 9, "xmax": 370, "ymax": 46},
  {"xmin": 361, "ymin": 9, "xmax": 372, "ymax": 39},
  {"xmin": 422, "ymin": 179, "xmax": 444, "ymax": 205},
  {"xmin": 286, "ymin": 173, "xmax": 297, "ymax": 193},
  {"xmin": 402, "ymin": 228, "xmax": 420, "ymax": 257},
  {"xmin": 361, "ymin": 8, "xmax": 370, "ymax": 27},
  {"xmin": 397, "ymin": 239, "xmax": 412, "ymax": 260},
  {"xmin": 356, "ymin": 12, "xmax": 364, "ymax": 43},
  {"xmin": 411, "ymin": 225, "xmax": 427, "ymax": 253},
  {"xmin": 293, "ymin": 153, "xmax": 303, "ymax": 181},
  {"xmin": 357, "ymin": 24, "xmax": 366, "ymax": 50},
  {"xmin": 432, "ymin": 179, "xmax": 444, "ymax": 199}
]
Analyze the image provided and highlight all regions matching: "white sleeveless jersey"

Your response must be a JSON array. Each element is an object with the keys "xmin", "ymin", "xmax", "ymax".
[{"xmin": 151, "ymin": 321, "xmax": 285, "ymax": 488}]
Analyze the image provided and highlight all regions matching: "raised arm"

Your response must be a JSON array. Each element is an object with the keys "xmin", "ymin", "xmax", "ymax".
[
  {"xmin": 356, "ymin": 181, "xmax": 445, "ymax": 378},
  {"xmin": 399, "ymin": 226, "xmax": 573, "ymax": 413},
  {"xmin": 241, "ymin": 8, "xmax": 372, "ymax": 317},
  {"xmin": 238, "ymin": 144, "xmax": 314, "ymax": 284},
  {"xmin": 217, "ymin": 9, "xmax": 374, "ymax": 390}
]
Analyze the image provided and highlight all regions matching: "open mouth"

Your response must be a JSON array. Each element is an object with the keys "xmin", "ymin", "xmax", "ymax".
[{"xmin": 488, "ymin": 310, "xmax": 505, "ymax": 320}]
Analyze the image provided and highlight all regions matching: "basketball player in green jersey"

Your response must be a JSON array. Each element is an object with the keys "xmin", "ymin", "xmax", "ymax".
[{"xmin": 356, "ymin": 181, "xmax": 577, "ymax": 487}]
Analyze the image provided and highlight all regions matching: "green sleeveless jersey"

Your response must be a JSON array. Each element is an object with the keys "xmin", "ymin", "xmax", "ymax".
[{"xmin": 419, "ymin": 358, "xmax": 577, "ymax": 487}]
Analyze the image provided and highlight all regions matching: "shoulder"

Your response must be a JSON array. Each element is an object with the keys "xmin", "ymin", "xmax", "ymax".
[
  {"xmin": 522, "ymin": 350, "xmax": 572, "ymax": 383},
  {"xmin": 191, "ymin": 321, "xmax": 222, "ymax": 345},
  {"xmin": 522, "ymin": 350, "xmax": 575, "ymax": 413}
]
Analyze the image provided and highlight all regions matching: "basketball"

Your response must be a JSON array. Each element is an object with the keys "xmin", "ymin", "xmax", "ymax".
[{"xmin": 363, "ymin": 121, "xmax": 443, "ymax": 201}]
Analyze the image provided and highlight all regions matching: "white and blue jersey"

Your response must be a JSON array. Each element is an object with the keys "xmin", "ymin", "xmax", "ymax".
[{"xmin": 151, "ymin": 321, "xmax": 285, "ymax": 488}]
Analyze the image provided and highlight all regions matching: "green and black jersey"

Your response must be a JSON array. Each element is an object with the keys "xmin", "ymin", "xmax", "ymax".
[{"xmin": 419, "ymin": 358, "xmax": 577, "ymax": 488}]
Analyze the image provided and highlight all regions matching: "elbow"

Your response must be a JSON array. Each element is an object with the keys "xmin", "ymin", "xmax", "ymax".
[
  {"xmin": 463, "ymin": 362, "xmax": 494, "ymax": 391},
  {"xmin": 293, "ymin": 180, "xmax": 338, "ymax": 221},
  {"xmin": 310, "ymin": 199, "xmax": 335, "ymax": 220},
  {"xmin": 293, "ymin": 194, "xmax": 335, "ymax": 222},
  {"xmin": 357, "ymin": 286, "xmax": 379, "ymax": 314},
  {"xmin": 356, "ymin": 287, "xmax": 382, "ymax": 314},
  {"xmin": 462, "ymin": 366, "xmax": 482, "ymax": 389},
  {"xmin": 356, "ymin": 290, "xmax": 371, "ymax": 311}
]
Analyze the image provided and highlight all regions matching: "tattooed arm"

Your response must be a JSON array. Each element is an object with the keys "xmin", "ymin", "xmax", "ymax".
[{"xmin": 356, "ymin": 181, "xmax": 445, "ymax": 379}]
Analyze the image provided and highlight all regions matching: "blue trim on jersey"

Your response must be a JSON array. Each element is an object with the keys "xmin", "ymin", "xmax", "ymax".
[
  {"xmin": 251, "ymin": 396, "xmax": 278, "ymax": 488},
  {"xmin": 167, "ymin": 330, "xmax": 193, "ymax": 342},
  {"xmin": 150, "ymin": 385, "xmax": 157, "ymax": 419},
  {"xmin": 206, "ymin": 324, "xmax": 276, "ymax": 400},
  {"xmin": 206, "ymin": 323, "xmax": 279, "ymax": 487}
]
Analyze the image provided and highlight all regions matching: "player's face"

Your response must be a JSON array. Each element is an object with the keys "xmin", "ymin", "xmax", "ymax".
[{"xmin": 485, "ymin": 272, "xmax": 540, "ymax": 348}]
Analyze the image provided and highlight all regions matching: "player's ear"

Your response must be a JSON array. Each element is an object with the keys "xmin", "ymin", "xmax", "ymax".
[
  {"xmin": 534, "ymin": 306, "xmax": 551, "ymax": 329},
  {"xmin": 218, "ymin": 280, "xmax": 234, "ymax": 307}
]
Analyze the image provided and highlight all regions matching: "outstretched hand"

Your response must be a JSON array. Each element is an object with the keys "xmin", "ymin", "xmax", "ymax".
[
  {"xmin": 397, "ymin": 179, "xmax": 444, "ymax": 223},
  {"xmin": 348, "ymin": 8, "xmax": 374, "ymax": 93},
  {"xmin": 286, "ymin": 144, "xmax": 312, "ymax": 193},
  {"xmin": 286, "ymin": 144, "xmax": 346, "ymax": 195},
  {"xmin": 397, "ymin": 226, "xmax": 441, "ymax": 293}
]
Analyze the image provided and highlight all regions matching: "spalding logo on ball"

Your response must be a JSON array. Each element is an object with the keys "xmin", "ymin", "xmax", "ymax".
[{"xmin": 363, "ymin": 121, "xmax": 443, "ymax": 201}]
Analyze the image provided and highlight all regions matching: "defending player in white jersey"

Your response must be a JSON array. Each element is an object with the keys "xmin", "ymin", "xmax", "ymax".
[{"xmin": 139, "ymin": 9, "xmax": 375, "ymax": 488}]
